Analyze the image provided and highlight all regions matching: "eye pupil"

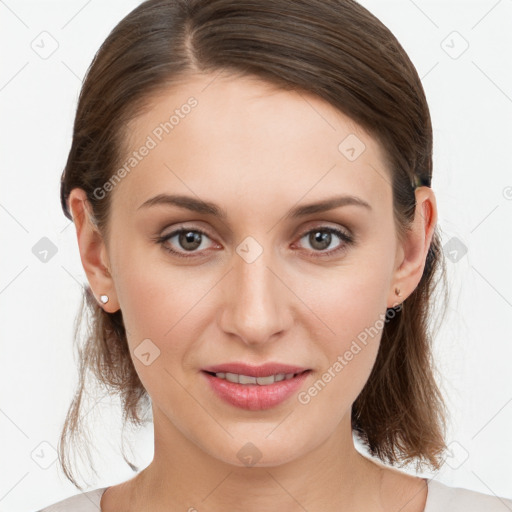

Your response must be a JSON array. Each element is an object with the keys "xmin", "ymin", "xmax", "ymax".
[{"xmin": 310, "ymin": 231, "xmax": 331, "ymax": 251}]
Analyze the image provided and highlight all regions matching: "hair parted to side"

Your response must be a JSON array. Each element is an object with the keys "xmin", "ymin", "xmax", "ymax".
[{"xmin": 59, "ymin": 0, "xmax": 449, "ymax": 490}]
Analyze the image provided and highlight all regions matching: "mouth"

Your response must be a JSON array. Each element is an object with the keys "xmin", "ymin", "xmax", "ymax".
[
  {"xmin": 201, "ymin": 362, "xmax": 310, "ymax": 378},
  {"xmin": 200, "ymin": 367, "xmax": 313, "ymax": 411},
  {"xmin": 202, "ymin": 369, "xmax": 311, "ymax": 386}
]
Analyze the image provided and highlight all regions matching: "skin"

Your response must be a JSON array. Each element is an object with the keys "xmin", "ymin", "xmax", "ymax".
[{"xmin": 69, "ymin": 72, "xmax": 437, "ymax": 511}]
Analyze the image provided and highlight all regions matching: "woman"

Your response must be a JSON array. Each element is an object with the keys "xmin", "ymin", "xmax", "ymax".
[{"xmin": 37, "ymin": 0, "xmax": 512, "ymax": 510}]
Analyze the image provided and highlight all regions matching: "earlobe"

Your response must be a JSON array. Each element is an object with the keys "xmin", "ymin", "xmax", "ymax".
[
  {"xmin": 392, "ymin": 287, "xmax": 403, "ymax": 308},
  {"xmin": 68, "ymin": 188, "xmax": 119, "ymax": 313},
  {"xmin": 388, "ymin": 186, "xmax": 438, "ymax": 308}
]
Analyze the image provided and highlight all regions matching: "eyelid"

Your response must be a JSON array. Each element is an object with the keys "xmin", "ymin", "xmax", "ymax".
[
  {"xmin": 295, "ymin": 220, "xmax": 352, "ymax": 239},
  {"xmin": 160, "ymin": 223, "xmax": 215, "ymax": 240}
]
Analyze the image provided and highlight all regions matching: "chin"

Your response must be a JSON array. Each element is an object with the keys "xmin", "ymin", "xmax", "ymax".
[{"xmin": 203, "ymin": 432, "xmax": 312, "ymax": 469}]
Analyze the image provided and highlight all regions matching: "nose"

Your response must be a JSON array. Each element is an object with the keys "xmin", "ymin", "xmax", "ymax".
[{"xmin": 219, "ymin": 244, "xmax": 293, "ymax": 347}]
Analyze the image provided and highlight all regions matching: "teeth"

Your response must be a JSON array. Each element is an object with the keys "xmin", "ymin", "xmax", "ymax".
[
  {"xmin": 256, "ymin": 375, "xmax": 275, "ymax": 385},
  {"xmin": 239, "ymin": 374, "xmax": 257, "ymax": 384},
  {"xmin": 214, "ymin": 372, "xmax": 299, "ymax": 385}
]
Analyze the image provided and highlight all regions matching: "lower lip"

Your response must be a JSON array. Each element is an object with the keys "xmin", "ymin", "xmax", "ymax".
[{"xmin": 202, "ymin": 370, "xmax": 311, "ymax": 411}]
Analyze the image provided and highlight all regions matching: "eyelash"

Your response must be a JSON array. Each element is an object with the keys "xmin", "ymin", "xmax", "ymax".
[{"xmin": 154, "ymin": 226, "xmax": 354, "ymax": 259}]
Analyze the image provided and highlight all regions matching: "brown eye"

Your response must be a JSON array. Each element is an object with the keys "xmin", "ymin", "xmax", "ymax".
[
  {"xmin": 307, "ymin": 230, "xmax": 333, "ymax": 251},
  {"xmin": 157, "ymin": 228, "xmax": 216, "ymax": 257},
  {"xmin": 177, "ymin": 230, "xmax": 203, "ymax": 251},
  {"xmin": 297, "ymin": 227, "xmax": 354, "ymax": 257}
]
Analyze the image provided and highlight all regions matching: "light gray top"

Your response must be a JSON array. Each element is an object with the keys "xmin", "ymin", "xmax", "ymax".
[{"xmin": 37, "ymin": 478, "xmax": 512, "ymax": 511}]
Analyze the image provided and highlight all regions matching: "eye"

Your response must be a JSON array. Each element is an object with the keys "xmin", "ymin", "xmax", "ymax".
[
  {"xmin": 154, "ymin": 224, "xmax": 354, "ymax": 260},
  {"xmin": 295, "ymin": 226, "xmax": 354, "ymax": 258},
  {"xmin": 155, "ymin": 227, "xmax": 217, "ymax": 258}
]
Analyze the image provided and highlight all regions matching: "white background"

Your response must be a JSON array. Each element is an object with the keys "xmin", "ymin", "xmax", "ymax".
[{"xmin": 1, "ymin": 0, "xmax": 511, "ymax": 510}]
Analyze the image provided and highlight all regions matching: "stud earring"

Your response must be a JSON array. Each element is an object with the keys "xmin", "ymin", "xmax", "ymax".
[
  {"xmin": 100, "ymin": 294, "xmax": 109, "ymax": 304},
  {"xmin": 391, "ymin": 287, "xmax": 403, "ymax": 309}
]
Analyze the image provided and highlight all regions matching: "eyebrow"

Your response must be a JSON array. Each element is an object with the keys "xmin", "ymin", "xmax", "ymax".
[{"xmin": 137, "ymin": 193, "xmax": 372, "ymax": 218}]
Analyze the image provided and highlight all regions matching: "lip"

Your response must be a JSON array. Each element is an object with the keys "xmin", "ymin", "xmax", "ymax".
[
  {"xmin": 201, "ymin": 368, "xmax": 312, "ymax": 411},
  {"xmin": 201, "ymin": 362, "xmax": 309, "ymax": 378}
]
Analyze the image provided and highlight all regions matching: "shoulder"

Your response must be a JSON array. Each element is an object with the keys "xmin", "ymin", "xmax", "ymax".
[
  {"xmin": 35, "ymin": 487, "xmax": 108, "ymax": 512},
  {"xmin": 425, "ymin": 479, "xmax": 512, "ymax": 512}
]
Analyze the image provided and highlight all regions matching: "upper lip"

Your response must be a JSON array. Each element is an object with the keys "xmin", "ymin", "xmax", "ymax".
[{"xmin": 202, "ymin": 362, "xmax": 310, "ymax": 378}]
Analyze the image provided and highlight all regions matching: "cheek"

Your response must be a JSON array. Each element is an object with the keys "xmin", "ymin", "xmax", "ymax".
[
  {"xmin": 113, "ymin": 241, "xmax": 209, "ymax": 337},
  {"xmin": 112, "ymin": 247, "xmax": 220, "ymax": 381},
  {"xmin": 309, "ymin": 253, "xmax": 391, "ymax": 338},
  {"xmin": 304, "ymin": 258, "xmax": 392, "ymax": 396},
  {"xmin": 112, "ymin": 263, "xmax": 199, "ymax": 412}
]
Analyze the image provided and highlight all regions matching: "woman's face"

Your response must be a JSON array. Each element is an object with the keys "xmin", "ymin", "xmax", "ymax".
[{"xmin": 91, "ymin": 72, "xmax": 414, "ymax": 466}]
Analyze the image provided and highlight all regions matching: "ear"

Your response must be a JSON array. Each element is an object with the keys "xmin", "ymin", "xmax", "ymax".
[
  {"xmin": 68, "ymin": 188, "xmax": 119, "ymax": 313},
  {"xmin": 387, "ymin": 186, "xmax": 438, "ymax": 308}
]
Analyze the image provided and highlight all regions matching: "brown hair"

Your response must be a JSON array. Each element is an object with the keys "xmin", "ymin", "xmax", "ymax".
[{"xmin": 59, "ymin": 0, "xmax": 449, "ymax": 490}]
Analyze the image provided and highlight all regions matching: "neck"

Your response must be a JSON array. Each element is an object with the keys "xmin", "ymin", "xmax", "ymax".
[{"xmin": 131, "ymin": 407, "xmax": 385, "ymax": 512}]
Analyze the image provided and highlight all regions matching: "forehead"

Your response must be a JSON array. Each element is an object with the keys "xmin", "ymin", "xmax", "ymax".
[{"xmin": 111, "ymin": 72, "xmax": 392, "ymax": 215}]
